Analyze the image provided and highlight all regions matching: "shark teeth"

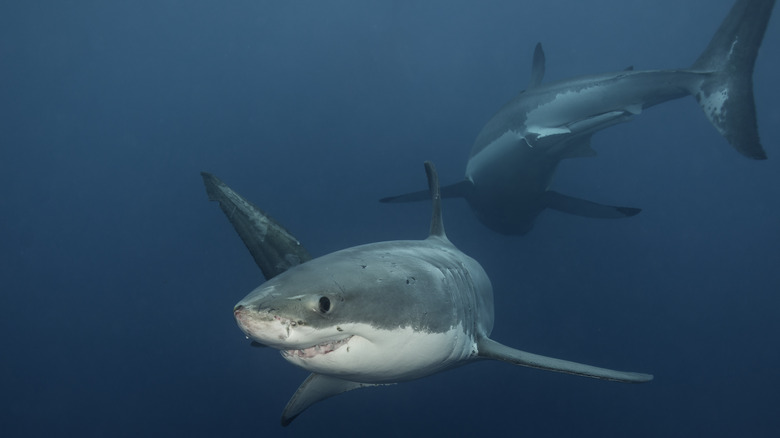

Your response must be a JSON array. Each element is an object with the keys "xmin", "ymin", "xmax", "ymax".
[{"xmin": 282, "ymin": 336, "xmax": 353, "ymax": 359}]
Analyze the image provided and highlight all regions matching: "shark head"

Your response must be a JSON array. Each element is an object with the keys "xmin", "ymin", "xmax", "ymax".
[
  {"xmin": 233, "ymin": 282, "xmax": 352, "ymax": 361},
  {"xmin": 233, "ymin": 239, "xmax": 488, "ymax": 383}
]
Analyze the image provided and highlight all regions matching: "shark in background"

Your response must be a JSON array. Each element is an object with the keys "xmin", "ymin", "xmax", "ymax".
[
  {"xmin": 202, "ymin": 163, "xmax": 652, "ymax": 426},
  {"xmin": 381, "ymin": 0, "xmax": 776, "ymax": 235}
]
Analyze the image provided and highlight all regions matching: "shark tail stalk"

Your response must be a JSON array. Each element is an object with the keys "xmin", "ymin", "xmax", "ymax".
[{"xmin": 690, "ymin": 0, "xmax": 775, "ymax": 159}]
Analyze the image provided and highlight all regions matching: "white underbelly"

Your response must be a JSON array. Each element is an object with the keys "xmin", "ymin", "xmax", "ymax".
[
  {"xmin": 467, "ymin": 130, "xmax": 525, "ymax": 180},
  {"xmin": 282, "ymin": 323, "xmax": 476, "ymax": 383}
]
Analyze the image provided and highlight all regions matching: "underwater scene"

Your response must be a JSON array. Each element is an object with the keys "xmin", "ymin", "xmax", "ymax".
[{"xmin": 2, "ymin": 0, "xmax": 779, "ymax": 436}]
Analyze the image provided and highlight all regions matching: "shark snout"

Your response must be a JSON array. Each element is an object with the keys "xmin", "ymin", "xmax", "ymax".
[
  {"xmin": 232, "ymin": 303, "xmax": 294, "ymax": 347},
  {"xmin": 233, "ymin": 305, "xmax": 248, "ymax": 330},
  {"xmin": 234, "ymin": 305, "xmax": 257, "ymax": 332},
  {"xmin": 233, "ymin": 304, "xmax": 267, "ymax": 343},
  {"xmin": 234, "ymin": 305, "xmax": 248, "ymax": 325}
]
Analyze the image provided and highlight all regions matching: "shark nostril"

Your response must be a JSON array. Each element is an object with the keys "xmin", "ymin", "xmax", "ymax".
[{"xmin": 234, "ymin": 305, "xmax": 245, "ymax": 316}]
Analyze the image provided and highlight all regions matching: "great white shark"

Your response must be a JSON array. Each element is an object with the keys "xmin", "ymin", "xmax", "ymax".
[
  {"xmin": 381, "ymin": 0, "xmax": 776, "ymax": 235},
  {"xmin": 202, "ymin": 164, "xmax": 652, "ymax": 426}
]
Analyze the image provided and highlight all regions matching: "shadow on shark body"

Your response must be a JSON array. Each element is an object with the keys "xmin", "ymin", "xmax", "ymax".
[
  {"xmin": 381, "ymin": 0, "xmax": 776, "ymax": 235},
  {"xmin": 202, "ymin": 164, "xmax": 652, "ymax": 426}
]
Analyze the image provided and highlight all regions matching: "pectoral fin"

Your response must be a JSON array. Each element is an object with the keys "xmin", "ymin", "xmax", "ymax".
[
  {"xmin": 477, "ymin": 338, "xmax": 652, "ymax": 383},
  {"xmin": 281, "ymin": 374, "xmax": 385, "ymax": 426},
  {"xmin": 380, "ymin": 179, "xmax": 473, "ymax": 203},
  {"xmin": 541, "ymin": 191, "xmax": 640, "ymax": 219}
]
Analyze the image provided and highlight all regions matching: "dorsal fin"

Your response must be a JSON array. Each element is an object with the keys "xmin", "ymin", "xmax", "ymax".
[
  {"xmin": 424, "ymin": 161, "xmax": 446, "ymax": 239},
  {"xmin": 528, "ymin": 42, "xmax": 545, "ymax": 88}
]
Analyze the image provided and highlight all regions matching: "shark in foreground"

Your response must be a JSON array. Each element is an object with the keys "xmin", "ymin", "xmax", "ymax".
[
  {"xmin": 382, "ymin": 0, "xmax": 776, "ymax": 235},
  {"xmin": 202, "ymin": 164, "xmax": 652, "ymax": 426}
]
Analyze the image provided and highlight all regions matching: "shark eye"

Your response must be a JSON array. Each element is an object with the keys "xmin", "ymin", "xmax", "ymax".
[{"xmin": 318, "ymin": 296, "xmax": 331, "ymax": 313}]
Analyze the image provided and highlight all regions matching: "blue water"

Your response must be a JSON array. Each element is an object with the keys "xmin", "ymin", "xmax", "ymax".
[{"xmin": 2, "ymin": 0, "xmax": 779, "ymax": 436}]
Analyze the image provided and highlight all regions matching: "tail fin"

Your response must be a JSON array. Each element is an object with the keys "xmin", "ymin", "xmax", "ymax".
[
  {"xmin": 691, "ymin": 0, "xmax": 775, "ymax": 159},
  {"xmin": 201, "ymin": 172, "xmax": 311, "ymax": 280}
]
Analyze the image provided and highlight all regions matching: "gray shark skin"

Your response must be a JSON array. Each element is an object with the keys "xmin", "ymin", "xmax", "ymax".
[
  {"xmin": 381, "ymin": 0, "xmax": 775, "ymax": 235},
  {"xmin": 203, "ymin": 163, "xmax": 652, "ymax": 426},
  {"xmin": 202, "ymin": 172, "xmax": 311, "ymax": 280}
]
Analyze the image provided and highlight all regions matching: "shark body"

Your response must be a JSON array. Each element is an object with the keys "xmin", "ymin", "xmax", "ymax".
[
  {"xmin": 382, "ymin": 0, "xmax": 775, "ymax": 235},
  {"xmin": 202, "ymin": 164, "xmax": 651, "ymax": 426}
]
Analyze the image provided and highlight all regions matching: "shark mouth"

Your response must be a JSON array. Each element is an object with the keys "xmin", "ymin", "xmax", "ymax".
[{"xmin": 281, "ymin": 336, "xmax": 353, "ymax": 359}]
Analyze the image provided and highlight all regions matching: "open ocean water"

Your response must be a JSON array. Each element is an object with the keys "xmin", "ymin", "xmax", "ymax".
[{"xmin": 2, "ymin": 0, "xmax": 779, "ymax": 436}]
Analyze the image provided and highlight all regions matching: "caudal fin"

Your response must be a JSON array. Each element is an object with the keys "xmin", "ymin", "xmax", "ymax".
[
  {"xmin": 201, "ymin": 172, "xmax": 311, "ymax": 280},
  {"xmin": 691, "ymin": 0, "xmax": 775, "ymax": 159}
]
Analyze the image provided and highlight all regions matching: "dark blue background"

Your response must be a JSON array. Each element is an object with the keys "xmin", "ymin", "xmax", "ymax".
[{"xmin": 2, "ymin": 0, "xmax": 778, "ymax": 436}]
